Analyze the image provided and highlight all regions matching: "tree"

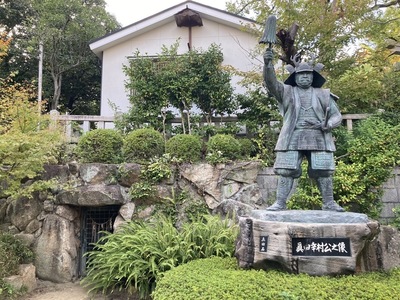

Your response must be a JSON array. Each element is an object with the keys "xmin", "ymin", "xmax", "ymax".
[
  {"xmin": 0, "ymin": 0, "xmax": 33, "ymax": 31},
  {"xmin": 61, "ymin": 53, "xmax": 102, "ymax": 114},
  {"xmin": 24, "ymin": 0, "xmax": 119, "ymax": 110},
  {"xmin": 190, "ymin": 44, "xmax": 235, "ymax": 125},
  {"xmin": 0, "ymin": 36, "xmax": 64, "ymax": 199},
  {"xmin": 0, "ymin": 0, "xmax": 119, "ymax": 113},
  {"xmin": 0, "ymin": 31, "xmax": 10, "ymax": 64},
  {"xmin": 0, "ymin": 81, "xmax": 64, "ymax": 199},
  {"xmin": 226, "ymin": 0, "xmax": 400, "ymax": 113},
  {"xmin": 123, "ymin": 42, "xmax": 236, "ymax": 134},
  {"xmin": 228, "ymin": 0, "xmax": 396, "ymax": 66}
]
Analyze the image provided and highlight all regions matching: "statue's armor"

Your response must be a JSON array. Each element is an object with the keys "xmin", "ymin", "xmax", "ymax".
[{"xmin": 288, "ymin": 89, "xmax": 325, "ymax": 151}]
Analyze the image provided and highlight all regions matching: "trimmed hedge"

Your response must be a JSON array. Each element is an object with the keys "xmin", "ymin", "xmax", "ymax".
[
  {"xmin": 153, "ymin": 257, "xmax": 400, "ymax": 300},
  {"xmin": 206, "ymin": 134, "xmax": 241, "ymax": 161},
  {"xmin": 237, "ymin": 138, "xmax": 256, "ymax": 158},
  {"xmin": 122, "ymin": 128, "xmax": 164, "ymax": 163},
  {"xmin": 165, "ymin": 134, "xmax": 202, "ymax": 162},
  {"xmin": 75, "ymin": 129, "xmax": 123, "ymax": 163}
]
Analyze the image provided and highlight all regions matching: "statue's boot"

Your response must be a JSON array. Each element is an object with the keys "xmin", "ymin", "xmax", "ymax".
[
  {"xmin": 317, "ymin": 176, "xmax": 345, "ymax": 212},
  {"xmin": 266, "ymin": 176, "xmax": 294, "ymax": 211}
]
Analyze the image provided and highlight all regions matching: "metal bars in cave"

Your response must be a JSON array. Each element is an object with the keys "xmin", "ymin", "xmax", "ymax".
[{"xmin": 79, "ymin": 205, "xmax": 120, "ymax": 275}]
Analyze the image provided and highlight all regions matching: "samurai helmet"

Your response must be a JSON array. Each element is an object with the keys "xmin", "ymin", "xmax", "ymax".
[{"xmin": 284, "ymin": 53, "xmax": 326, "ymax": 88}]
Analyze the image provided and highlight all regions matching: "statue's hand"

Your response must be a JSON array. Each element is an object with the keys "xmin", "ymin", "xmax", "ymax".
[
  {"xmin": 321, "ymin": 121, "xmax": 332, "ymax": 132},
  {"xmin": 264, "ymin": 48, "xmax": 274, "ymax": 65},
  {"xmin": 304, "ymin": 120, "xmax": 321, "ymax": 129},
  {"xmin": 305, "ymin": 120, "xmax": 332, "ymax": 132}
]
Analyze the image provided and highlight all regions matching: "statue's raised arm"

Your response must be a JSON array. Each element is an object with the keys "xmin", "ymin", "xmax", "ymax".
[{"xmin": 263, "ymin": 49, "xmax": 284, "ymax": 102}]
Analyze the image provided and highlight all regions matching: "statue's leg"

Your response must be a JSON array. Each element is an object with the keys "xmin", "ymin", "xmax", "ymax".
[
  {"xmin": 316, "ymin": 176, "xmax": 345, "ymax": 212},
  {"xmin": 266, "ymin": 176, "xmax": 294, "ymax": 211}
]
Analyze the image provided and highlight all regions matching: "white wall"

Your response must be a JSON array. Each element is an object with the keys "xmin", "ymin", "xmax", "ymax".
[{"xmin": 100, "ymin": 18, "xmax": 261, "ymax": 117}]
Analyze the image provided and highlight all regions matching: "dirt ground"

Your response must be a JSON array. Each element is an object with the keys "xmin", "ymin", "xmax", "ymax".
[{"xmin": 20, "ymin": 280, "xmax": 139, "ymax": 300}]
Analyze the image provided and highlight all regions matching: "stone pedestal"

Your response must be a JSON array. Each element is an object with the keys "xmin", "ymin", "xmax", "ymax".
[{"xmin": 235, "ymin": 210, "xmax": 380, "ymax": 276}]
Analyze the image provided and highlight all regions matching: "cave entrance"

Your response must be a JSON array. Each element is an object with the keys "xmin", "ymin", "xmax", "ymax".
[{"xmin": 79, "ymin": 205, "xmax": 120, "ymax": 276}]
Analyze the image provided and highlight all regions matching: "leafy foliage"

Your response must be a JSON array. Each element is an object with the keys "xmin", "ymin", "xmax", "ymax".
[
  {"xmin": 0, "ymin": 78, "xmax": 36, "ymax": 134},
  {"xmin": 0, "ymin": 31, "xmax": 10, "ymax": 64},
  {"xmin": 0, "ymin": 232, "xmax": 34, "ymax": 299},
  {"xmin": 289, "ymin": 115, "xmax": 400, "ymax": 218},
  {"xmin": 26, "ymin": 0, "xmax": 119, "ymax": 110},
  {"xmin": 227, "ymin": 1, "xmax": 400, "ymax": 116},
  {"xmin": 287, "ymin": 162, "xmax": 322, "ymax": 210},
  {"xmin": 0, "ymin": 0, "xmax": 120, "ymax": 113},
  {"xmin": 333, "ymin": 63, "xmax": 384, "ymax": 113},
  {"xmin": 391, "ymin": 206, "xmax": 400, "ymax": 230},
  {"xmin": 251, "ymin": 124, "xmax": 279, "ymax": 166},
  {"xmin": 0, "ymin": 232, "xmax": 34, "ymax": 278},
  {"xmin": 81, "ymin": 214, "xmax": 238, "ymax": 299},
  {"xmin": 122, "ymin": 128, "xmax": 165, "ymax": 163},
  {"xmin": 236, "ymin": 87, "xmax": 280, "ymax": 135},
  {"xmin": 153, "ymin": 257, "xmax": 400, "ymax": 300},
  {"xmin": 0, "ymin": 79, "xmax": 63, "ymax": 198},
  {"xmin": 139, "ymin": 154, "xmax": 173, "ymax": 184},
  {"xmin": 165, "ymin": 134, "xmax": 203, "ymax": 162},
  {"xmin": 122, "ymin": 42, "xmax": 236, "ymax": 134},
  {"xmin": 237, "ymin": 138, "xmax": 256, "ymax": 159},
  {"xmin": 75, "ymin": 129, "xmax": 123, "ymax": 164},
  {"xmin": 128, "ymin": 154, "xmax": 173, "ymax": 202},
  {"xmin": 206, "ymin": 134, "xmax": 242, "ymax": 164}
]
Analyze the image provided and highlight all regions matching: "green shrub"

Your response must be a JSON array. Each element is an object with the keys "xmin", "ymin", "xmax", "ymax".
[
  {"xmin": 290, "ymin": 115, "xmax": 400, "ymax": 218},
  {"xmin": 153, "ymin": 257, "xmax": 400, "ymax": 300},
  {"xmin": 122, "ymin": 128, "xmax": 164, "ymax": 163},
  {"xmin": 128, "ymin": 154, "xmax": 174, "ymax": 202},
  {"xmin": 250, "ymin": 125, "xmax": 279, "ymax": 166},
  {"xmin": 75, "ymin": 129, "xmax": 123, "ymax": 164},
  {"xmin": 0, "ymin": 233, "xmax": 34, "ymax": 299},
  {"xmin": 165, "ymin": 134, "xmax": 202, "ymax": 162},
  {"xmin": 206, "ymin": 134, "xmax": 241, "ymax": 164},
  {"xmin": 332, "ymin": 126, "xmax": 352, "ymax": 158},
  {"xmin": 82, "ymin": 214, "xmax": 238, "ymax": 299},
  {"xmin": 237, "ymin": 138, "xmax": 256, "ymax": 158},
  {"xmin": 287, "ymin": 161, "xmax": 322, "ymax": 210},
  {"xmin": 140, "ymin": 154, "xmax": 173, "ymax": 183},
  {"xmin": 391, "ymin": 206, "xmax": 400, "ymax": 229},
  {"xmin": 0, "ymin": 233, "xmax": 34, "ymax": 279}
]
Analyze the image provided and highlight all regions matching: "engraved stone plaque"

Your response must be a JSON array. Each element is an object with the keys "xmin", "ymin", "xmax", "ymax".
[
  {"xmin": 259, "ymin": 236, "xmax": 268, "ymax": 252},
  {"xmin": 292, "ymin": 237, "xmax": 351, "ymax": 256}
]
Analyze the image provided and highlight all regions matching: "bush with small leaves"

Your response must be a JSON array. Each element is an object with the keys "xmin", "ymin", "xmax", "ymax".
[
  {"xmin": 165, "ymin": 134, "xmax": 202, "ymax": 162},
  {"xmin": 290, "ymin": 115, "xmax": 400, "ymax": 218},
  {"xmin": 0, "ymin": 232, "xmax": 35, "ymax": 299},
  {"xmin": 0, "ymin": 233, "xmax": 34, "ymax": 279},
  {"xmin": 75, "ymin": 129, "xmax": 123, "ymax": 164},
  {"xmin": 237, "ymin": 138, "xmax": 256, "ymax": 159},
  {"xmin": 153, "ymin": 257, "xmax": 400, "ymax": 300},
  {"xmin": 206, "ymin": 134, "xmax": 241, "ymax": 164},
  {"xmin": 391, "ymin": 206, "xmax": 400, "ymax": 229},
  {"xmin": 122, "ymin": 128, "xmax": 164, "ymax": 163}
]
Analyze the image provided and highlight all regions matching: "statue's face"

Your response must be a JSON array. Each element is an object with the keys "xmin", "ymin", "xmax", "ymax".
[{"xmin": 295, "ymin": 72, "xmax": 313, "ymax": 89}]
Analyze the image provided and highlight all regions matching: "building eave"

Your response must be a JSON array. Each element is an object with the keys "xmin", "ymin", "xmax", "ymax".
[{"xmin": 89, "ymin": 0, "xmax": 256, "ymax": 58}]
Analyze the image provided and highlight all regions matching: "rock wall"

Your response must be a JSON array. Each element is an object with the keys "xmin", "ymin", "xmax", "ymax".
[
  {"xmin": 0, "ymin": 162, "xmax": 399, "ymax": 283},
  {"xmin": 0, "ymin": 161, "xmax": 265, "ymax": 283}
]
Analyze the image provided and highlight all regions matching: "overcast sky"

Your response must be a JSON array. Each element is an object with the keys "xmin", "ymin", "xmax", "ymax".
[{"xmin": 105, "ymin": 0, "xmax": 229, "ymax": 27}]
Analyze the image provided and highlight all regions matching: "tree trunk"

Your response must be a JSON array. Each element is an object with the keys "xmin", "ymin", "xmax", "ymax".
[{"xmin": 51, "ymin": 72, "xmax": 62, "ymax": 110}]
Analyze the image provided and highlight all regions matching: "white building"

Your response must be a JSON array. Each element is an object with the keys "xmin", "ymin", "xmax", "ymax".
[{"xmin": 89, "ymin": 0, "xmax": 261, "ymax": 117}]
